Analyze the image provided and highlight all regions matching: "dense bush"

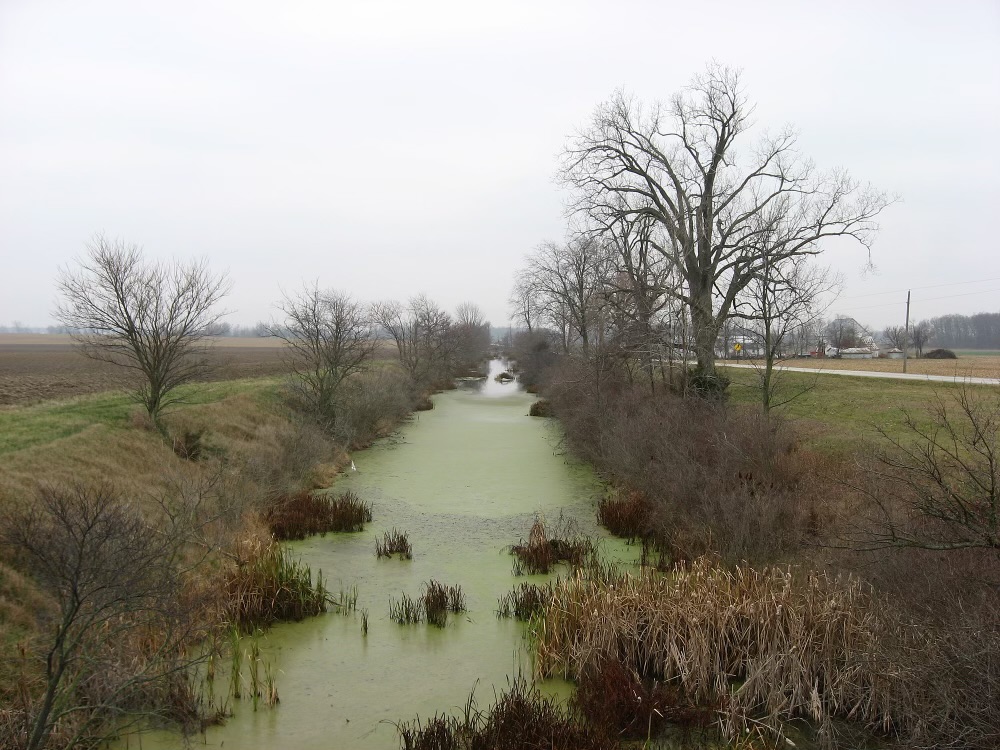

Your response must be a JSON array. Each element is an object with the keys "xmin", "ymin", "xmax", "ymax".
[
  {"xmin": 924, "ymin": 348, "xmax": 958, "ymax": 359},
  {"xmin": 546, "ymin": 358, "xmax": 809, "ymax": 565}
]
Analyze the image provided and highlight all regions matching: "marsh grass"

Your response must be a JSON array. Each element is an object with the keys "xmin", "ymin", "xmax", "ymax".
[
  {"xmin": 597, "ymin": 489, "xmax": 650, "ymax": 539},
  {"xmin": 376, "ymin": 528, "xmax": 413, "ymax": 559},
  {"xmin": 531, "ymin": 557, "xmax": 922, "ymax": 744},
  {"xmin": 509, "ymin": 517, "xmax": 595, "ymax": 575},
  {"xmin": 265, "ymin": 489, "xmax": 372, "ymax": 540},
  {"xmin": 389, "ymin": 593, "xmax": 423, "ymax": 625},
  {"xmin": 389, "ymin": 581, "xmax": 466, "ymax": 627},
  {"xmin": 396, "ymin": 677, "xmax": 614, "ymax": 750},
  {"xmin": 422, "ymin": 580, "xmax": 466, "ymax": 628},
  {"xmin": 223, "ymin": 536, "xmax": 328, "ymax": 633},
  {"xmin": 496, "ymin": 581, "xmax": 555, "ymax": 621}
]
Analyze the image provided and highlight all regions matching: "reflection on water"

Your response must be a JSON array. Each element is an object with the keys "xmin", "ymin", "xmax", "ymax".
[
  {"xmin": 123, "ymin": 360, "xmax": 630, "ymax": 750},
  {"xmin": 455, "ymin": 357, "xmax": 521, "ymax": 397}
]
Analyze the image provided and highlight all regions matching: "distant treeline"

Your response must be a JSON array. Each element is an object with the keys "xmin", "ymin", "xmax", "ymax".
[{"xmin": 928, "ymin": 312, "xmax": 1000, "ymax": 350}]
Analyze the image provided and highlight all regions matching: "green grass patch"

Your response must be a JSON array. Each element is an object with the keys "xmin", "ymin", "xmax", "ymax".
[
  {"xmin": 724, "ymin": 367, "xmax": 994, "ymax": 453},
  {"xmin": 0, "ymin": 378, "xmax": 282, "ymax": 455}
]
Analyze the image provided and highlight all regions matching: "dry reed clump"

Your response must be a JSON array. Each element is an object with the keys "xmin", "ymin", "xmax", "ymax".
[
  {"xmin": 389, "ymin": 581, "xmax": 466, "ymax": 627},
  {"xmin": 509, "ymin": 517, "xmax": 595, "ymax": 575},
  {"xmin": 496, "ymin": 581, "xmax": 555, "ymax": 621},
  {"xmin": 376, "ymin": 528, "xmax": 413, "ymax": 559},
  {"xmin": 222, "ymin": 535, "xmax": 328, "ymax": 633},
  {"xmin": 527, "ymin": 399, "xmax": 551, "ymax": 417},
  {"xmin": 571, "ymin": 657, "xmax": 716, "ymax": 741},
  {"xmin": 396, "ymin": 677, "xmax": 614, "ymax": 750},
  {"xmin": 596, "ymin": 489, "xmax": 650, "ymax": 540},
  {"xmin": 264, "ymin": 489, "xmax": 372, "ymax": 540},
  {"xmin": 532, "ymin": 557, "xmax": 921, "ymax": 746}
]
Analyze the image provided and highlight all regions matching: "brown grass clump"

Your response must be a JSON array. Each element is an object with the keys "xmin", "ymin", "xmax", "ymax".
[
  {"xmin": 376, "ymin": 528, "xmax": 413, "ymax": 559},
  {"xmin": 389, "ymin": 581, "xmax": 466, "ymax": 627},
  {"xmin": 572, "ymin": 657, "xmax": 715, "ymax": 740},
  {"xmin": 496, "ymin": 581, "xmax": 555, "ymax": 621},
  {"xmin": 264, "ymin": 489, "xmax": 372, "ymax": 540},
  {"xmin": 509, "ymin": 517, "xmax": 594, "ymax": 575},
  {"xmin": 396, "ymin": 677, "xmax": 614, "ymax": 750},
  {"xmin": 527, "ymin": 399, "xmax": 551, "ymax": 417},
  {"xmin": 222, "ymin": 535, "xmax": 328, "ymax": 633},
  {"xmin": 596, "ymin": 489, "xmax": 650, "ymax": 539},
  {"xmin": 532, "ymin": 557, "xmax": 918, "ymax": 745}
]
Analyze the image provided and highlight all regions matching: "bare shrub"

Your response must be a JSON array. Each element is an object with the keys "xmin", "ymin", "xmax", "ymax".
[
  {"xmin": 924, "ymin": 348, "xmax": 957, "ymax": 359},
  {"xmin": 0, "ymin": 482, "xmax": 209, "ymax": 750},
  {"xmin": 331, "ymin": 368, "xmax": 414, "ymax": 448},
  {"xmin": 547, "ymin": 359, "xmax": 810, "ymax": 564}
]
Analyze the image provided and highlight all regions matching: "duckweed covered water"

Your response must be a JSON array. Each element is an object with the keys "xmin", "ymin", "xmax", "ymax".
[{"xmin": 124, "ymin": 361, "xmax": 636, "ymax": 749}]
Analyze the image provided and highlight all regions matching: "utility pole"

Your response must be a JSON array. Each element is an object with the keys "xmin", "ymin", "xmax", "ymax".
[{"xmin": 902, "ymin": 290, "xmax": 911, "ymax": 373}]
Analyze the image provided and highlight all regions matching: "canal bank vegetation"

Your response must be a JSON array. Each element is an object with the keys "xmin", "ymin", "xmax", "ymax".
[
  {"xmin": 0, "ymin": 369, "xmax": 419, "ymax": 749},
  {"xmin": 512, "ymin": 352, "xmax": 1000, "ymax": 749},
  {"xmin": 485, "ymin": 64, "xmax": 999, "ymax": 750}
]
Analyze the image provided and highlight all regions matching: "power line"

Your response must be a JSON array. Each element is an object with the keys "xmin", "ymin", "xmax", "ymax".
[
  {"xmin": 832, "ymin": 287, "xmax": 1000, "ymax": 314},
  {"xmin": 840, "ymin": 276, "xmax": 1000, "ymax": 300}
]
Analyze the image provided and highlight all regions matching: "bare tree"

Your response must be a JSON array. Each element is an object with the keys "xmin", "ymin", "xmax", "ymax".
[
  {"xmin": 911, "ymin": 320, "xmax": 933, "ymax": 357},
  {"xmin": 849, "ymin": 387, "xmax": 1000, "ymax": 553},
  {"xmin": 595, "ymin": 211, "xmax": 679, "ymax": 390},
  {"xmin": 562, "ymin": 65, "xmax": 891, "ymax": 392},
  {"xmin": 508, "ymin": 272, "xmax": 542, "ymax": 332},
  {"xmin": 373, "ymin": 295, "xmax": 454, "ymax": 388},
  {"xmin": 1, "ymin": 483, "xmax": 205, "ymax": 750},
  {"xmin": 55, "ymin": 235, "xmax": 230, "ymax": 425},
  {"xmin": 451, "ymin": 302, "xmax": 492, "ymax": 371},
  {"xmin": 825, "ymin": 316, "xmax": 860, "ymax": 350},
  {"xmin": 269, "ymin": 284, "xmax": 378, "ymax": 428},
  {"xmin": 883, "ymin": 325, "xmax": 907, "ymax": 350},
  {"xmin": 523, "ymin": 238, "xmax": 608, "ymax": 357},
  {"xmin": 740, "ymin": 254, "xmax": 840, "ymax": 412}
]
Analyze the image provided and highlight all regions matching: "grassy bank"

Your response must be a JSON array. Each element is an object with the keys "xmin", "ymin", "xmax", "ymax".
[
  {"xmin": 723, "ymin": 365, "xmax": 996, "ymax": 452},
  {"xmin": 0, "ymin": 374, "xmax": 390, "ymax": 748}
]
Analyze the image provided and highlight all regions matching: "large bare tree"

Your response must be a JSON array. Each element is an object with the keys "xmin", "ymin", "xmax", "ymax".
[
  {"xmin": 562, "ymin": 65, "xmax": 891, "ymax": 392},
  {"xmin": 373, "ymin": 295, "xmax": 455, "ymax": 388},
  {"xmin": 55, "ymin": 235, "xmax": 230, "ymax": 424},
  {"xmin": 269, "ymin": 284, "xmax": 378, "ymax": 427},
  {"xmin": 522, "ymin": 238, "xmax": 608, "ymax": 357}
]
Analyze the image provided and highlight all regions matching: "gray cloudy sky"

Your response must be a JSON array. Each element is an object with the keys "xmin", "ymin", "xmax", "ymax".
[{"xmin": 1, "ymin": 0, "xmax": 998, "ymax": 331}]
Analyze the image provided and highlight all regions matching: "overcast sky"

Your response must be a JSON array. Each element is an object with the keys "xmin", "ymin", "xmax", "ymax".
[{"xmin": 1, "ymin": 0, "xmax": 998, "ymax": 332}]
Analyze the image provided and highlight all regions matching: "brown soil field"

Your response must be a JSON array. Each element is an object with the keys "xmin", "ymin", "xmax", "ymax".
[
  {"xmin": 0, "ymin": 334, "xmax": 293, "ymax": 406},
  {"xmin": 734, "ymin": 354, "xmax": 1000, "ymax": 378}
]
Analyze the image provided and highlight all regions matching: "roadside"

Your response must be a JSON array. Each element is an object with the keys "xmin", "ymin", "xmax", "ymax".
[{"xmin": 721, "ymin": 361, "xmax": 1000, "ymax": 385}]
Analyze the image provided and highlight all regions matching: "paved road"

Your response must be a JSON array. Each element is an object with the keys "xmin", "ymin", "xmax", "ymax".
[{"xmin": 720, "ymin": 363, "xmax": 1000, "ymax": 386}]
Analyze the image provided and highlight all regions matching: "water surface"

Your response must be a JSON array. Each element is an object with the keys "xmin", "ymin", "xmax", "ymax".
[{"xmin": 127, "ymin": 361, "xmax": 624, "ymax": 749}]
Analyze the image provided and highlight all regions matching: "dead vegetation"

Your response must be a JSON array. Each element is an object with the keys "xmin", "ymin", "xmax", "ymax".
[
  {"xmin": 264, "ymin": 489, "xmax": 372, "ymax": 540},
  {"xmin": 509, "ymin": 517, "xmax": 595, "ymax": 575}
]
